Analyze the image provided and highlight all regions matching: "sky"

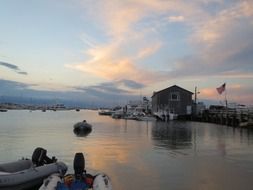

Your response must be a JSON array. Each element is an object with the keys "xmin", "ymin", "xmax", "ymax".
[{"xmin": 0, "ymin": 0, "xmax": 253, "ymax": 106}]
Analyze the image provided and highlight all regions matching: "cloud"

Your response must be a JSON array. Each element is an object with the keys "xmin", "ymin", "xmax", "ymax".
[
  {"xmin": 76, "ymin": 84, "xmax": 129, "ymax": 95},
  {"xmin": 0, "ymin": 61, "xmax": 19, "ymax": 70},
  {"xmin": 80, "ymin": 33, "xmax": 98, "ymax": 48},
  {"xmin": 66, "ymin": 39, "xmax": 161, "ymax": 84},
  {"xmin": 0, "ymin": 79, "xmax": 140, "ymax": 106},
  {"xmin": 165, "ymin": 1, "xmax": 253, "ymax": 80},
  {"xmin": 190, "ymin": 1, "xmax": 253, "ymax": 46},
  {"xmin": 75, "ymin": 79, "xmax": 145, "ymax": 94},
  {"xmin": 17, "ymin": 71, "xmax": 28, "ymax": 75},
  {"xmin": 135, "ymin": 43, "xmax": 162, "ymax": 59},
  {"xmin": 0, "ymin": 61, "xmax": 28, "ymax": 75},
  {"xmin": 69, "ymin": 79, "xmax": 147, "ymax": 104},
  {"xmin": 116, "ymin": 79, "xmax": 145, "ymax": 89},
  {"xmin": 0, "ymin": 79, "xmax": 29, "ymax": 92},
  {"xmin": 66, "ymin": 0, "xmax": 253, "ymax": 106},
  {"xmin": 168, "ymin": 16, "xmax": 185, "ymax": 22},
  {"xmin": 68, "ymin": 0, "xmax": 201, "ymax": 85}
]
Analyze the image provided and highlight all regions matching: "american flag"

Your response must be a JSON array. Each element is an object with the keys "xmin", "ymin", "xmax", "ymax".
[{"xmin": 216, "ymin": 83, "xmax": 226, "ymax": 94}]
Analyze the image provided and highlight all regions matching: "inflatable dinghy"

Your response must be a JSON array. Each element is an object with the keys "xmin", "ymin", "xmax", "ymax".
[
  {"xmin": 40, "ymin": 152, "xmax": 112, "ymax": 190},
  {"xmin": 73, "ymin": 120, "xmax": 92, "ymax": 136},
  {"xmin": 0, "ymin": 147, "xmax": 67, "ymax": 190}
]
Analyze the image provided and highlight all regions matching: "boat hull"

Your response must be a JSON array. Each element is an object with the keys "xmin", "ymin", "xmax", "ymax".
[
  {"xmin": 73, "ymin": 121, "xmax": 92, "ymax": 136},
  {"xmin": 0, "ymin": 160, "xmax": 67, "ymax": 189}
]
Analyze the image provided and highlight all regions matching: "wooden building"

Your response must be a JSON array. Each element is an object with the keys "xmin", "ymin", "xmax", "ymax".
[{"xmin": 151, "ymin": 85, "xmax": 193, "ymax": 116}]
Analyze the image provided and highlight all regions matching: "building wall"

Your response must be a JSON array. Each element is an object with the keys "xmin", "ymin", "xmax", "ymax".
[{"xmin": 152, "ymin": 86, "xmax": 193, "ymax": 115}]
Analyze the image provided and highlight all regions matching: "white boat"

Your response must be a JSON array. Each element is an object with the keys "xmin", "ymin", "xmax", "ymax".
[
  {"xmin": 153, "ymin": 111, "xmax": 178, "ymax": 121},
  {"xmin": 136, "ymin": 116, "xmax": 157, "ymax": 121},
  {"xmin": 169, "ymin": 113, "xmax": 178, "ymax": 120},
  {"xmin": 39, "ymin": 153, "xmax": 112, "ymax": 190}
]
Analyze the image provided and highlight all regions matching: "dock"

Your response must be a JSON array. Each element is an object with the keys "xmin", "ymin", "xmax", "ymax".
[{"xmin": 194, "ymin": 107, "xmax": 253, "ymax": 128}]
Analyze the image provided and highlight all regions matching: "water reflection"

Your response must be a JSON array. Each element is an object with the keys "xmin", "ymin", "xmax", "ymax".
[
  {"xmin": 73, "ymin": 128, "xmax": 92, "ymax": 137},
  {"xmin": 1, "ymin": 110, "xmax": 253, "ymax": 190},
  {"xmin": 151, "ymin": 121, "xmax": 192, "ymax": 150}
]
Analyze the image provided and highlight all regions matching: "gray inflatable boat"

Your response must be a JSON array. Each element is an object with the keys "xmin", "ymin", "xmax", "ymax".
[{"xmin": 0, "ymin": 147, "xmax": 67, "ymax": 190}]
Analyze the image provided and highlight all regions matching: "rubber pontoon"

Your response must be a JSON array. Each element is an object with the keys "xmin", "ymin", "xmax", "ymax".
[
  {"xmin": 39, "ymin": 153, "xmax": 112, "ymax": 190},
  {"xmin": 0, "ymin": 147, "xmax": 67, "ymax": 190}
]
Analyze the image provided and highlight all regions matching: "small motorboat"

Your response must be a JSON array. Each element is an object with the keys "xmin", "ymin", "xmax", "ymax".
[
  {"xmin": 98, "ymin": 110, "xmax": 113, "ymax": 116},
  {"xmin": 73, "ymin": 120, "xmax": 92, "ymax": 136},
  {"xmin": 39, "ymin": 152, "xmax": 112, "ymax": 190},
  {"xmin": 0, "ymin": 147, "xmax": 67, "ymax": 190}
]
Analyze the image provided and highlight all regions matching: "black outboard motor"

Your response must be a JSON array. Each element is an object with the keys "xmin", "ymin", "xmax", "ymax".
[
  {"xmin": 74, "ymin": 152, "xmax": 85, "ymax": 180},
  {"xmin": 32, "ymin": 147, "xmax": 57, "ymax": 166}
]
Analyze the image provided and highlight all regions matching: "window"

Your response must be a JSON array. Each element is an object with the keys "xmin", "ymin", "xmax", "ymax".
[{"xmin": 170, "ymin": 92, "xmax": 180, "ymax": 101}]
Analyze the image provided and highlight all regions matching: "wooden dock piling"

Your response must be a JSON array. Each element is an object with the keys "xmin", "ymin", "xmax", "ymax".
[{"xmin": 198, "ymin": 107, "xmax": 253, "ymax": 128}]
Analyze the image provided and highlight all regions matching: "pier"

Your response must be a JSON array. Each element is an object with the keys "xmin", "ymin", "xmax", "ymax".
[{"xmin": 194, "ymin": 107, "xmax": 253, "ymax": 128}]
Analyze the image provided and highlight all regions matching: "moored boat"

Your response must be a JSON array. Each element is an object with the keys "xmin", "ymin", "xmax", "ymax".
[
  {"xmin": 0, "ymin": 147, "xmax": 67, "ymax": 190},
  {"xmin": 98, "ymin": 110, "xmax": 113, "ymax": 116},
  {"xmin": 136, "ymin": 115, "xmax": 157, "ymax": 121},
  {"xmin": 73, "ymin": 120, "xmax": 92, "ymax": 136}
]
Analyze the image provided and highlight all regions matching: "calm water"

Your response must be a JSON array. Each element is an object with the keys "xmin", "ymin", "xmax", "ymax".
[{"xmin": 1, "ymin": 110, "xmax": 253, "ymax": 190}]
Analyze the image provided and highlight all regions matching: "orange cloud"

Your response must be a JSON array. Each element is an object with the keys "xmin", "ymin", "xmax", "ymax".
[
  {"xmin": 70, "ymin": 1, "xmax": 202, "ymax": 85},
  {"xmin": 67, "ymin": 56, "xmax": 158, "ymax": 85},
  {"xmin": 67, "ymin": 28, "xmax": 161, "ymax": 85},
  {"xmin": 71, "ymin": 0, "xmax": 253, "ymax": 93}
]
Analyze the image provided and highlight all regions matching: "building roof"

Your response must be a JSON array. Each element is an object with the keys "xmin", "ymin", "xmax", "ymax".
[{"xmin": 151, "ymin": 85, "xmax": 194, "ymax": 98}]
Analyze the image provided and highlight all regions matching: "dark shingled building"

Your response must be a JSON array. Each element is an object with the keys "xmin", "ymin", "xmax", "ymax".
[{"xmin": 151, "ymin": 85, "xmax": 193, "ymax": 116}]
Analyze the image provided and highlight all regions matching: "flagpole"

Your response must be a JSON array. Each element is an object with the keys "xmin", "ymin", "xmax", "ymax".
[{"xmin": 224, "ymin": 84, "xmax": 228, "ymax": 108}]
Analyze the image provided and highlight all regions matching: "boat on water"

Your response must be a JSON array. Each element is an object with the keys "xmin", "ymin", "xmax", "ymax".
[
  {"xmin": 0, "ymin": 147, "xmax": 67, "ymax": 190},
  {"xmin": 40, "ymin": 152, "xmax": 112, "ymax": 190},
  {"xmin": 98, "ymin": 110, "xmax": 113, "ymax": 116},
  {"xmin": 136, "ymin": 115, "xmax": 157, "ymax": 121},
  {"xmin": 0, "ymin": 109, "xmax": 8, "ymax": 112},
  {"xmin": 153, "ymin": 111, "xmax": 178, "ymax": 121},
  {"xmin": 73, "ymin": 120, "xmax": 92, "ymax": 136}
]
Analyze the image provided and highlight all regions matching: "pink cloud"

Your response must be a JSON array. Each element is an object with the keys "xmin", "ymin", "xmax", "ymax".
[{"xmin": 168, "ymin": 15, "xmax": 185, "ymax": 22}]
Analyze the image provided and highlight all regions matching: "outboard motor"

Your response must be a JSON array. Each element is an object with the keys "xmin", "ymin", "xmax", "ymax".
[
  {"xmin": 66, "ymin": 153, "xmax": 90, "ymax": 190},
  {"xmin": 32, "ymin": 147, "xmax": 57, "ymax": 166},
  {"xmin": 74, "ymin": 152, "xmax": 85, "ymax": 180}
]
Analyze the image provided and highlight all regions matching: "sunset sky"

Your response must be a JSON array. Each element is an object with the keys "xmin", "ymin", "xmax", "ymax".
[{"xmin": 0, "ymin": 0, "xmax": 252, "ymax": 106}]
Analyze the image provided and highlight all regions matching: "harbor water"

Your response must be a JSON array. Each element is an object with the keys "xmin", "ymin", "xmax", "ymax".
[{"xmin": 1, "ymin": 110, "xmax": 253, "ymax": 190}]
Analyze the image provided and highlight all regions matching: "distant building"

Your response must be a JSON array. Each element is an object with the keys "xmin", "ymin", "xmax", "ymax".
[{"xmin": 151, "ymin": 85, "xmax": 193, "ymax": 116}]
